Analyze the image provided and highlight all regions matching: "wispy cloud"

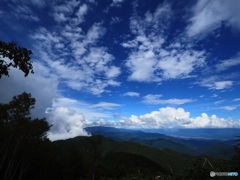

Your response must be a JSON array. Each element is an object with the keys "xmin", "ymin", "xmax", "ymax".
[
  {"xmin": 198, "ymin": 75, "xmax": 234, "ymax": 90},
  {"xmin": 123, "ymin": 3, "xmax": 206, "ymax": 82},
  {"xmin": 110, "ymin": 16, "xmax": 122, "ymax": 24},
  {"xmin": 31, "ymin": 1, "xmax": 121, "ymax": 95},
  {"xmin": 5, "ymin": 2, "xmax": 40, "ymax": 21},
  {"xmin": 110, "ymin": 0, "xmax": 125, "ymax": 7},
  {"xmin": 214, "ymin": 81, "xmax": 233, "ymax": 90},
  {"xmin": 187, "ymin": 0, "xmax": 240, "ymax": 37},
  {"xmin": 123, "ymin": 91, "xmax": 140, "ymax": 97},
  {"xmin": 222, "ymin": 106, "xmax": 237, "ymax": 111},
  {"xmin": 142, "ymin": 94, "xmax": 194, "ymax": 105},
  {"xmin": 216, "ymin": 54, "xmax": 240, "ymax": 71},
  {"xmin": 91, "ymin": 102, "xmax": 122, "ymax": 110},
  {"xmin": 213, "ymin": 100, "xmax": 224, "ymax": 105}
]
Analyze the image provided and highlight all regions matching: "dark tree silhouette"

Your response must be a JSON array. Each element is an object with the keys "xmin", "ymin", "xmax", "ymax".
[
  {"xmin": 0, "ymin": 40, "xmax": 33, "ymax": 78},
  {"xmin": 232, "ymin": 136, "xmax": 240, "ymax": 172},
  {"xmin": 0, "ymin": 92, "xmax": 51, "ymax": 180}
]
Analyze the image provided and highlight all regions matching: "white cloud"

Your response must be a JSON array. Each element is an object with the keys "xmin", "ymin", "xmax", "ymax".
[
  {"xmin": 222, "ymin": 106, "xmax": 237, "ymax": 111},
  {"xmin": 105, "ymin": 66, "xmax": 121, "ymax": 78},
  {"xmin": 211, "ymin": 94, "xmax": 218, "ymax": 98},
  {"xmin": 91, "ymin": 102, "xmax": 122, "ymax": 110},
  {"xmin": 47, "ymin": 106, "xmax": 91, "ymax": 141},
  {"xmin": 234, "ymin": 98, "xmax": 240, "ymax": 102},
  {"xmin": 213, "ymin": 100, "xmax": 224, "ymax": 105},
  {"xmin": 118, "ymin": 107, "xmax": 190, "ymax": 128},
  {"xmin": 75, "ymin": 3, "xmax": 88, "ymax": 23},
  {"xmin": 31, "ymin": 9, "xmax": 121, "ymax": 95},
  {"xmin": 117, "ymin": 107, "xmax": 240, "ymax": 128},
  {"xmin": 123, "ymin": 92, "xmax": 140, "ymax": 97},
  {"xmin": 0, "ymin": 62, "xmax": 91, "ymax": 141},
  {"xmin": 187, "ymin": 0, "xmax": 240, "ymax": 37},
  {"xmin": 123, "ymin": 3, "xmax": 206, "ymax": 82},
  {"xmin": 53, "ymin": 0, "xmax": 80, "ymax": 22},
  {"xmin": 49, "ymin": 97, "xmax": 114, "ymax": 119},
  {"xmin": 0, "ymin": 60, "xmax": 97, "ymax": 141},
  {"xmin": 110, "ymin": 0, "xmax": 125, "ymax": 7},
  {"xmin": 10, "ymin": 0, "xmax": 47, "ymax": 8},
  {"xmin": 14, "ymin": 4, "xmax": 39, "ymax": 21},
  {"xmin": 216, "ymin": 55, "xmax": 240, "ymax": 71},
  {"xmin": 28, "ymin": 0, "xmax": 47, "ymax": 8},
  {"xmin": 52, "ymin": 1, "xmax": 94, "ymax": 25},
  {"xmin": 46, "ymin": 97, "xmax": 123, "ymax": 140},
  {"xmin": 142, "ymin": 94, "xmax": 194, "ymax": 105},
  {"xmin": 0, "ymin": 60, "xmax": 119, "ymax": 141},
  {"xmin": 214, "ymin": 81, "xmax": 233, "ymax": 90},
  {"xmin": 157, "ymin": 51, "xmax": 205, "ymax": 79},
  {"xmin": 126, "ymin": 50, "xmax": 159, "ymax": 82},
  {"xmin": 199, "ymin": 77, "xmax": 233, "ymax": 90},
  {"xmin": 85, "ymin": 23, "xmax": 106, "ymax": 44},
  {"xmin": 110, "ymin": 16, "xmax": 122, "ymax": 24}
]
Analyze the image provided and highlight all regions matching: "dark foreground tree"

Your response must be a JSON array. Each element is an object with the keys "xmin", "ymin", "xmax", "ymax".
[
  {"xmin": 232, "ymin": 136, "xmax": 240, "ymax": 172},
  {"xmin": 0, "ymin": 92, "xmax": 51, "ymax": 180},
  {"xmin": 0, "ymin": 40, "xmax": 33, "ymax": 78}
]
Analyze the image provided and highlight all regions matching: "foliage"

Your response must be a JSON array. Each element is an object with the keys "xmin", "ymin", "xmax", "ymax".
[
  {"xmin": 0, "ymin": 40, "xmax": 33, "ymax": 78},
  {"xmin": 231, "ymin": 136, "xmax": 240, "ymax": 172},
  {"xmin": 0, "ymin": 92, "xmax": 51, "ymax": 180}
]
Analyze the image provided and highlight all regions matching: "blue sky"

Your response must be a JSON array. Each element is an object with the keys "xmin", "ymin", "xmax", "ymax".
[{"xmin": 0, "ymin": 0, "xmax": 240, "ymax": 140}]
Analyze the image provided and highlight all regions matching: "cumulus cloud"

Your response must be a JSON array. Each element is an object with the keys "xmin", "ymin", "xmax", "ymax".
[
  {"xmin": 187, "ymin": 0, "xmax": 240, "ymax": 37},
  {"xmin": 0, "ymin": 62, "xmax": 120, "ymax": 141},
  {"xmin": 142, "ymin": 94, "xmax": 194, "ymax": 105},
  {"xmin": 0, "ymin": 61, "xmax": 91, "ymax": 140},
  {"xmin": 47, "ymin": 106, "xmax": 91, "ymax": 141},
  {"xmin": 123, "ymin": 2, "xmax": 206, "ymax": 82},
  {"xmin": 117, "ymin": 107, "xmax": 240, "ymax": 128},
  {"xmin": 46, "ymin": 96, "xmax": 122, "ymax": 140}
]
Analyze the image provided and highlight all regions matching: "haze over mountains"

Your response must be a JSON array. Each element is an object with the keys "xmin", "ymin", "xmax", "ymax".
[
  {"xmin": 140, "ymin": 128, "xmax": 240, "ymax": 140},
  {"xmin": 85, "ymin": 126, "xmax": 237, "ymax": 160}
]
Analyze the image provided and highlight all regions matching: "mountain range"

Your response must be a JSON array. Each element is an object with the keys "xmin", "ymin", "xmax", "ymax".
[
  {"xmin": 53, "ymin": 126, "xmax": 239, "ymax": 179},
  {"xmin": 84, "ymin": 126, "xmax": 237, "ymax": 160}
]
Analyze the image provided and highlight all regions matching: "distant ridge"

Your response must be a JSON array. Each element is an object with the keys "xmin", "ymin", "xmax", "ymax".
[
  {"xmin": 85, "ymin": 126, "xmax": 235, "ymax": 159},
  {"xmin": 140, "ymin": 128, "xmax": 240, "ymax": 140}
]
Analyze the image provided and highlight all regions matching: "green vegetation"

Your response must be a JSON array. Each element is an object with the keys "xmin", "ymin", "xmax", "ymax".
[
  {"xmin": 0, "ymin": 92, "xmax": 51, "ymax": 180},
  {"xmin": 0, "ymin": 40, "xmax": 33, "ymax": 78}
]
